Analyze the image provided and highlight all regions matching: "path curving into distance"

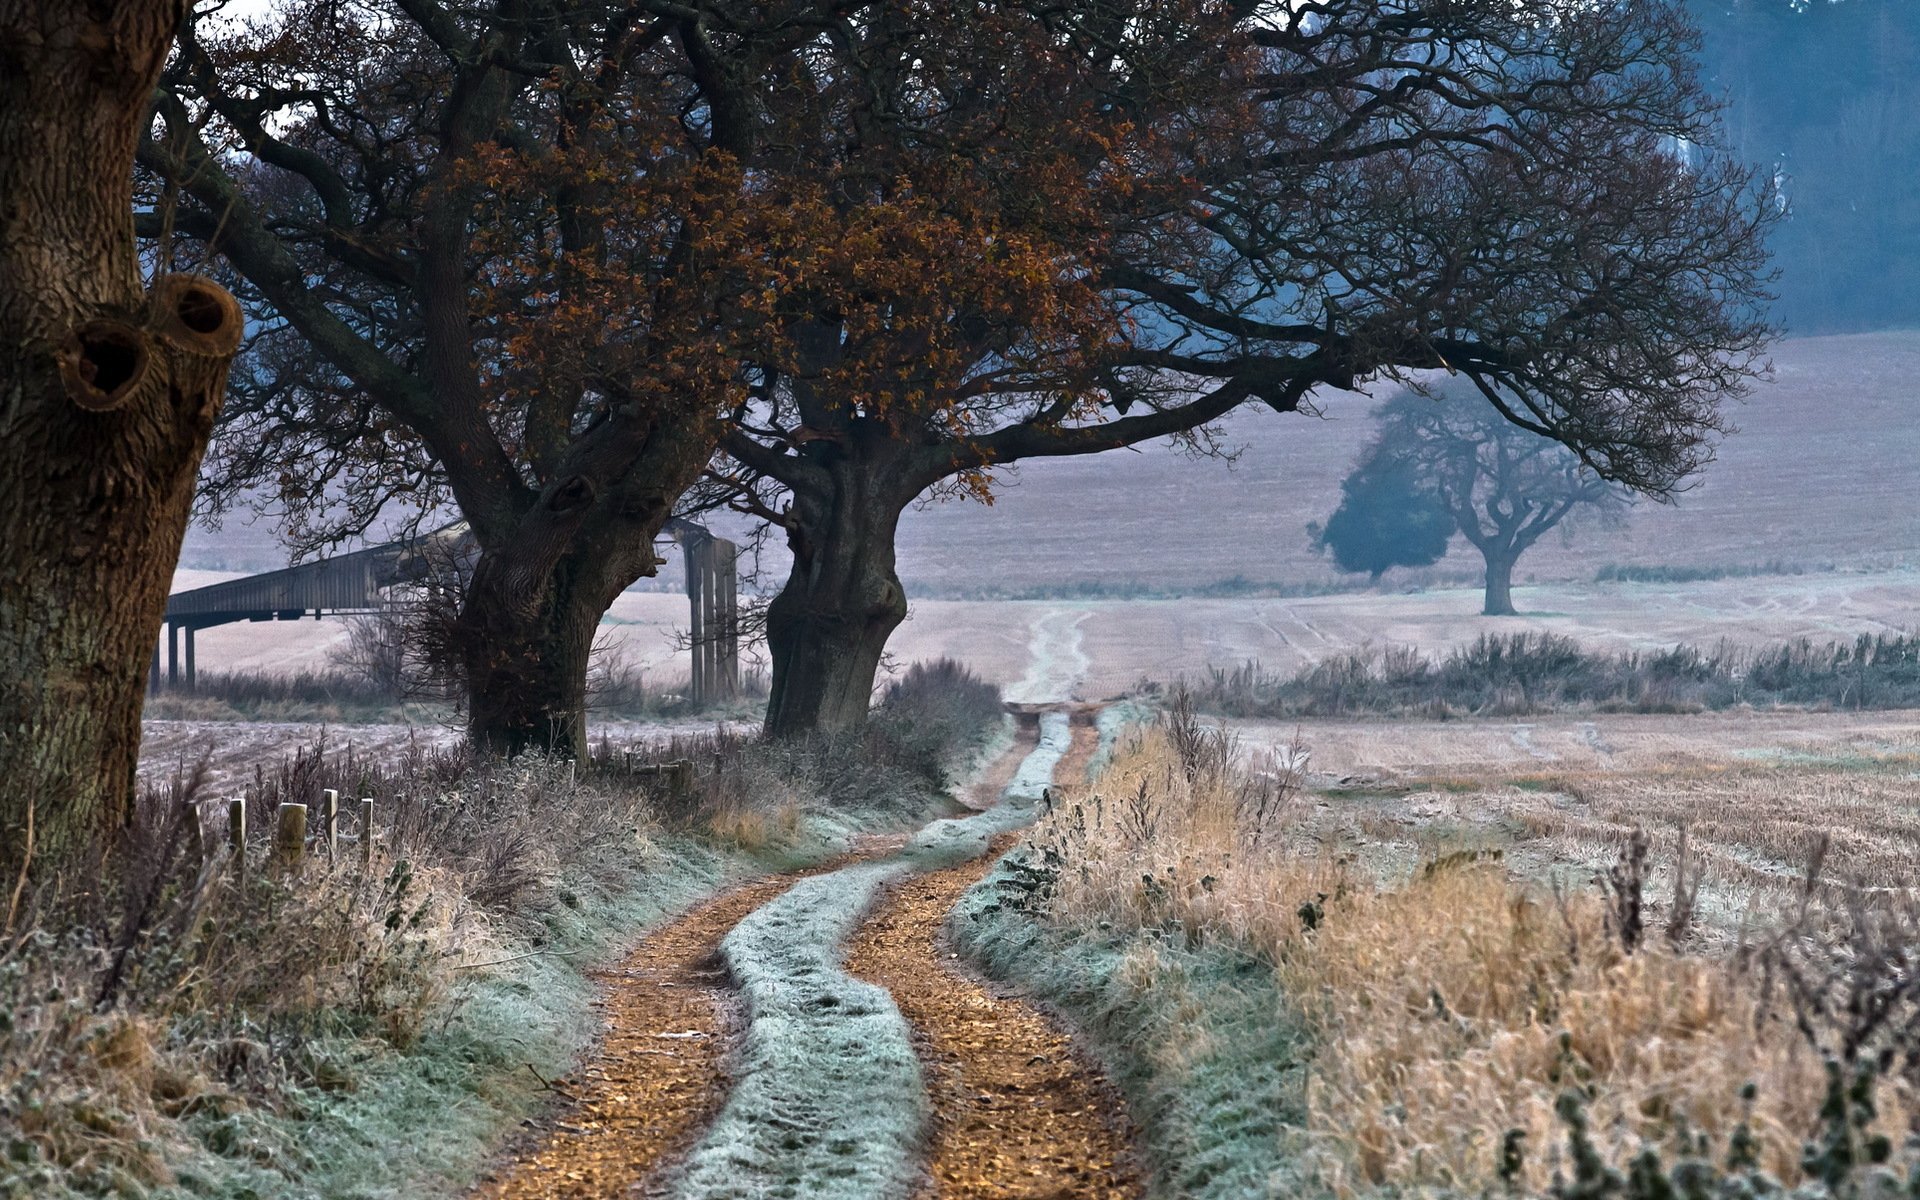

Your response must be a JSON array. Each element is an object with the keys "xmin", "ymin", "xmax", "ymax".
[{"xmin": 476, "ymin": 707, "xmax": 1131, "ymax": 1199}]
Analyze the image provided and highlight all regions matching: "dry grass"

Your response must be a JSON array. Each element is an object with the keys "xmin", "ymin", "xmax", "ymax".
[
  {"xmin": 1023, "ymin": 708, "xmax": 1920, "ymax": 1195},
  {"xmin": 0, "ymin": 726, "xmax": 844, "ymax": 1197}
]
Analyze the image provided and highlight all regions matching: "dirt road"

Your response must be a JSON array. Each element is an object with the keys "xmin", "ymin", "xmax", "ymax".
[{"xmin": 475, "ymin": 707, "xmax": 1136, "ymax": 1199}]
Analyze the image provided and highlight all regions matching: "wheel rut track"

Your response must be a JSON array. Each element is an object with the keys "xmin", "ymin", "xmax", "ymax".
[
  {"xmin": 475, "ymin": 707, "xmax": 1134, "ymax": 1199},
  {"xmin": 471, "ymin": 849, "xmax": 885, "ymax": 1200},
  {"xmin": 846, "ymin": 837, "xmax": 1141, "ymax": 1197}
]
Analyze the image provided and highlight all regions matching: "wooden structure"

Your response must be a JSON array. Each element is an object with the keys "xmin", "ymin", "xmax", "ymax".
[
  {"xmin": 669, "ymin": 519, "xmax": 741, "ymax": 706},
  {"xmin": 155, "ymin": 523, "xmax": 473, "ymax": 691},
  {"xmin": 160, "ymin": 517, "xmax": 738, "ymax": 703}
]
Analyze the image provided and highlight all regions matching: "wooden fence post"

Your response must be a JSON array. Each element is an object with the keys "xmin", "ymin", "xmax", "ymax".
[
  {"xmin": 686, "ymin": 535, "xmax": 707, "ymax": 704},
  {"xmin": 360, "ymin": 798, "xmax": 376, "ymax": 871},
  {"xmin": 183, "ymin": 797, "xmax": 204, "ymax": 863},
  {"xmin": 668, "ymin": 759, "xmax": 694, "ymax": 803},
  {"xmin": 274, "ymin": 804, "xmax": 307, "ymax": 873},
  {"xmin": 320, "ymin": 789, "xmax": 339, "ymax": 863},
  {"xmin": 228, "ymin": 798, "xmax": 247, "ymax": 882}
]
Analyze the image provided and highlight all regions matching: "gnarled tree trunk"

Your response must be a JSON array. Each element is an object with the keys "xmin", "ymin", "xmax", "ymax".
[
  {"xmin": 458, "ymin": 548, "xmax": 609, "ymax": 758},
  {"xmin": 0, "ymin": 0, "xmax": 243, "ymax": 875},
  {"xmin": 763, "ymin": 461, "xmax": 912, "ymax": 740},
  {"xmin": 450, "ymin": 465, "xmax": 690, "ymax": 759}
]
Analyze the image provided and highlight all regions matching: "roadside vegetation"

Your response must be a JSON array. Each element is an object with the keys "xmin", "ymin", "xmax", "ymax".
[
  {"xmin": 143, "ymin": 659, "xmax": 772, "ymax": 726},
  {"xmin": 0, "ymin": 661, "xmax": 1000, "ymax": 1200},
  {"xmin": 1172, "ymin": 632, "xmax": 1920, "ymax": 719},
  {"xmin": 961, "ymin": 699, "xmax": 1920, "ymax": 1197}
]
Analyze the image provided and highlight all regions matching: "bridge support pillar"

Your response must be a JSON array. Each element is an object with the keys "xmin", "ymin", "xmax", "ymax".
[
  {"xmin": 166, "ymin": 621, "xmax": 178, "ymax": 689},
  {"xmin": 184, "ymin": 625, "xmax": 195, "ymax": 692}
]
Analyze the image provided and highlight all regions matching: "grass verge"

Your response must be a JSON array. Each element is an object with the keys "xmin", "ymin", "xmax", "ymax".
[
  {"xmin": 3, "ymin": 661, "xmax": 1002, "ymax": 1200},
  {"xmin": 955, "ymin": 699, "xmax": 1920, "ymax": 1198}
]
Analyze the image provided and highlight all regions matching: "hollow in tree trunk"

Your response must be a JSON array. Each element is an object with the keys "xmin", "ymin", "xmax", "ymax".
[
  {"xmin": 763, "ymin": 473, "xmax": 911, "ymax": 739},
  {"xmin": 0, "ymin": 0, "xmax": 243, "ymax": 876},
  {"xmin": 1482, "ymin": 550, "xmax": 1519, "ymax": 616}
]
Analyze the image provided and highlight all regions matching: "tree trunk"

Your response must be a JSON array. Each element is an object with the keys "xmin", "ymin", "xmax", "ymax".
[
  {"xmin": 763, "ymin": 462, "xmax": 911, "ymax": 739},
  {"xmin": 454, "ymin": 502, "xmax": 661, "ymax": 759},
  {"xmin": 1481, "ymin": 548, "xmax": 1519, "ymax": 616},
  {"xmin": 458, "ymin": 557, "xmax": 604, "ymax": 758},
  {"xmin": 0, "ymin": 1, "xmax": 242, "ymax": 874}
]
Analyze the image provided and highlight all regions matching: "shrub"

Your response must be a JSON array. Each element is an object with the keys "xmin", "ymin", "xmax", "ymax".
[{"xmin": 1174, "ymin": 632, "xmax": 1920, "ymax": 718}]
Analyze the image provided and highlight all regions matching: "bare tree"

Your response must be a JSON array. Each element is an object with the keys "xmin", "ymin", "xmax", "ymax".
[
  {"xmin": 1336, "ymin": 385, "xmax": 1633, "ymax": 616},
  {"xmin": 0, "ymin": 1, "xmax": 243, "ymax": 874}
]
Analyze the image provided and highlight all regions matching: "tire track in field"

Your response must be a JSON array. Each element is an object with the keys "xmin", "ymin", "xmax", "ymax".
[{"xmin": 476, "ymin": 708, "xmax": 1136, "ymax": 1199}]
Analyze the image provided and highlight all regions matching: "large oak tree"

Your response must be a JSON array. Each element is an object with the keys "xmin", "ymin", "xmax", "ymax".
[
  {"xmin": 0, "ymin": 1, "xmax": 244, "ymax": 874},
  {"xmin": 729, "ymin": 0, "xmax": 1776, "ymax": 735}
]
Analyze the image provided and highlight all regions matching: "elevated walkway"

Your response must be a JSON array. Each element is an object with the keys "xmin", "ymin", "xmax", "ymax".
[{"xmin": 155, "ymin": 524, "xmax": 474, "ymax": 690}]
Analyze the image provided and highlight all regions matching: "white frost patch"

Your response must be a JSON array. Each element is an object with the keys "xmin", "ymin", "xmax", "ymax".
[
  {"xmin": 1003, "ymin": 608, "xmax": 1090, "ymax": 703},
  {"xmin": 668, "ymin": 753, "xmax": 1048, "ymax": 1199},
  {"xmin": 1090, "ymin": 701, "xmax": 1150, "ymax": 780}
]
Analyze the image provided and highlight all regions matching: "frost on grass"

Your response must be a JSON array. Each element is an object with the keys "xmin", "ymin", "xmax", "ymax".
[
  {"xmin": 670, "ymin": 759, "xmax": 1046, "ymax": 1199},
  {"xmin": 1006, "ymin": 709, "xmax": 1073, "ymax": 802},
  {"xmin": 1090, "ymin": 701, "xmax": 1150, "ymax": 779}
]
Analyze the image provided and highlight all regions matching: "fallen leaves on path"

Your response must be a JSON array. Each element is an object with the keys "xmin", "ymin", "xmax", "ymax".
[{"xmin": 846, "ymin": 705, "xmax": 1141, "ymax": 1200}]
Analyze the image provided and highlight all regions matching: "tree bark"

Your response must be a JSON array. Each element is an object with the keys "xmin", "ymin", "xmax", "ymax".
[
  {"xmin": 1481, "ymin": 548, "xmax": 1519, "ymax": 616},
  {"xmin": 453, "ymin": 493, "xmax": 665, "ymax": 759},
  {"xmin": 763, "ymin": 457, "xmax": 912, "ymax": 740},
  {"xmin": 0, "ymin": 1, "xmax": 242, "ymax": 874}
]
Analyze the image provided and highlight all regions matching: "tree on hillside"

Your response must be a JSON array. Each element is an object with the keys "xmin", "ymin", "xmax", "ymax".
[
  {"xmin": 1339, "ymin": 387, "xmax": 1633, "ymax": 616},
  {"xmin": 728, "ymin": 0, "xmax": 1776, "ymax": 736},
  {"xmin": 1310, "ymin": 459, "xmax": 1455, "ymax": 582},
  {"xmin": 0, "ymin": 1, "xmax": 244, "ymax": 874}
]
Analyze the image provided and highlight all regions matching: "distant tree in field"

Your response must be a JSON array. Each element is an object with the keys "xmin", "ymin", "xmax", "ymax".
[
  {"xmin": 1310, "ymin": 459, "xmax": 1455, "ymax": 582},
  {"xmin": 0, "ymin": 0, "xmax": 243, "ymax": 875},
  {"xmin": 1343, "ymin": 388, "xmax": 1633, "ymax": 616}
]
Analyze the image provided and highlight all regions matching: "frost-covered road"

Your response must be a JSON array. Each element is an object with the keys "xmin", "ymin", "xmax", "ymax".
[{"xmin": 478, "ymin": 708, "xmax": 1138, "ymax": 1200}]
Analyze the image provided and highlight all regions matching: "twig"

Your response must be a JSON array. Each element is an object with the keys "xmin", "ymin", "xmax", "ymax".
[
  {"xmin": 3, "ymin": 795, "xmax": 33, "ymax": 939},
  {"xmin": 524, "ymin": 1062, "xmax": 574, "ymax": 1097},
  {"xmin": 454, "ymin": 949, "xmax": 549, "ymax": 971}
]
